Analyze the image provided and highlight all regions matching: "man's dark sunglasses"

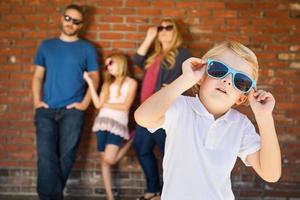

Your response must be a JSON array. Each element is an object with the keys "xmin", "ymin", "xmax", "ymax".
[
  {"xmin": 157, "ymin": 25, "xmax": 174, "ymax": 32},
  {"xmin": 63, "ymin": 15, "xmax": 83, "ymax": 25}
]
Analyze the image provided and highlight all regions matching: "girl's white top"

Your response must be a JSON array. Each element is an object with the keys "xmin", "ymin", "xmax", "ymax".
[{"xmin": 92, "ymin": 77, "xmax": 133, "ymax": 139}]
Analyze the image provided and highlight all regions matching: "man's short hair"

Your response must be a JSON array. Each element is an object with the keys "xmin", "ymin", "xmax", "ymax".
[{"xmin": 63, "ymin": 4, "xmax": 84, "ymax": 18}]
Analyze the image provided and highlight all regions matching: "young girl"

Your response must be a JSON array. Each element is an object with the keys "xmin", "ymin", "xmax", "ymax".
[
  {"xmin": 133, "ymin": 17, "xmax": 191, "ymax": 200},
  {"xmin": 135, "ymin": 41, "xmax": 281, "ymax": 200},
  {"xmin": 84, "ymin": 53, "xmax": 137, "ymax": 200}
]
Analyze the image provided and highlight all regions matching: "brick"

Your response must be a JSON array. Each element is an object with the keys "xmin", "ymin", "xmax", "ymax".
[
  {"xmin": 112, "ymin": 41, "xmax": 135, "ymax": 49},
  {"xmin": 136, "ymin": 9, "xmax": 161, "ymax": 16},
  {"xmin": 12, "ymin": 6, "xmax": 36, "ymax": 14},
  {"xmin": 126, "ymin": 16, "xmax": 149, "ymax": 24},
  {"xmin": 126, "ymin": 1, "xmax": 149, "ymax": 7},
  {"xmin": 213, "ymin": 10, "xmax": 237, "ymax": 18},
  {"xmin": 290, "ymin": 45, "xmax": 300, "ymax": 51},
  {"xmin": 113, "ymin": 24, "xmax": 136, "ymax": 32},
  {"xmin": 278, "ymin": 53, "xmax": 296, "ymax": 60},
  {"xmin": 290, "ymin": 62, "xmax": 300, "ymax": 69},
  {"xmin": 187, "ymin": 10, "xmax": 211, "ymax": 17},
  {"xmin": 226, "ymin": 2, "xmax": 252, "ymax": 9},
  {"xmin": 200, "ymin": 2, "xmax": 225, "ymax": 9},
  {"xmin": 0, "ymin": 64, "xmax": 21, "ymax": 71},
  {"xmin": 176, "ymin": 2, "xmax": 200, "ymax": 8},
  {"xmin": 97, "ymin": 0, "xmax": 123, "ymax": 7},
  {"xmin": 100, "ymin": 32, "xmax": 123, "ymax": 40},
  {"xmin": 111, "ymin": 8, "xmax": 135, "ymax": 15},
  {"xmin": 101, "ymin": 16, "xmax": 123, "ymax": 23},
  {"xmin": 152, "ymin": 1, "xmax": 175, "ymax": 7},
  {"xmin": 162, "ymin": 9, "xmax": 185, "ymax": 17},
  {"xmin": 0, "ymin": 5, "xmax": 11, "ymax": 14},
  {"xmin": 289, "ymin": 3, "xmax": 300, "ymax": 10}
]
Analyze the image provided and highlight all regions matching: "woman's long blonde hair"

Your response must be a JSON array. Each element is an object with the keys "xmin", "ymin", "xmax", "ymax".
[
  {"xmin": 145, "ymin": 18, "xmax": 183, "ymax": 70},
  {"xmin": 101, "ymin": 53, "xmax": 128, "ymax": 102}
]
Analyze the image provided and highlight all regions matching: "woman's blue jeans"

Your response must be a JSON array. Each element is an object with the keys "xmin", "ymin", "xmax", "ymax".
[{"xmin": 133, "ymin": 125, "xmax": 166, "ymax": 193}]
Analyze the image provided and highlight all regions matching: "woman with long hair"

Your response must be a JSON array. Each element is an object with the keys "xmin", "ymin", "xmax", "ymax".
[{"xmin": 133, "ymin": 18, "xmax": 192, "ymax": 200}]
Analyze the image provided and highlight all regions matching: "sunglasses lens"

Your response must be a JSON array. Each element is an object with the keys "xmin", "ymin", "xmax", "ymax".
[
  {"xmin": 157, "ymin": 26, "xmax": 163, "ymax": 32},
  {"xmin": 105, "ymin": 60, "xmax": 113, "ymax": 68},
  {"xmin": 165, "ymin": 25, "xmax": 173, "ymax": 31},
  {"xmin": 234, "ymin": 73, "xmax": 253, "ymax": 93},
  {"xmin": 207, "ymin": 61, "xmax": 228, "ymax": 78},
  {"xmin": 64, "ymin": 15, "xmax": 82, "ymax": 25},
  {"xmin": 64, "ymin": 15, "xmax": 71, "ymax": 22},
  {"xmin": 73, "ymin": 20, "xmax": 82, "ymax": 25}
]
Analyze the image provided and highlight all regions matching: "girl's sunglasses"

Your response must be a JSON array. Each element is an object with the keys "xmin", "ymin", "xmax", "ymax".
[
  {"xmin": 63, "ymin": 15, "xmax": 83, "ymax": 25},
  {"xmin": 104, "ymin": 60, "xmax": 113, "ymax": 69},
  {"xmin": 157, "ymin": 25, "xmax": 174, "ymax": 32},
  {"xmin": 206, "ymin": 59, "xmax": 256, "ymax": 94}
]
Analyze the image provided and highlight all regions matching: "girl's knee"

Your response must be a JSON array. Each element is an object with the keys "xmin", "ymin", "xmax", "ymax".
[{"xmin": 103, "ymin": 155, "xmax": 116, "ymax": 165}]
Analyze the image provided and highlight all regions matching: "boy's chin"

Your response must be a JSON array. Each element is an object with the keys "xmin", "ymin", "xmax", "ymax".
[{"xmin": 205, "ymin": 99, "xmax": 232, "ymax": 112}]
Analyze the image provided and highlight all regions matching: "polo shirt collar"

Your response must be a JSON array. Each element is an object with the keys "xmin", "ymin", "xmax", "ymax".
[{"xmin": 188, "ymin": 95, "xmax": 238, "ymax": 123}]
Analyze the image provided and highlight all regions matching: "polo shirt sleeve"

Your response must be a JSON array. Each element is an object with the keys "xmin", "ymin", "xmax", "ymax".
[
  {"xmin": 147, "ymin": 95, "xmax": 185, "ymax": 134},
  {"xmin": 86, "ymin": 44, "xmax": 99, "ymax": 71},
  {"xmin": 238, "ymin": 121, "xmax": 261, "ymax": 167},
  {"xmin": 34, "ymin": 41, "xmax": 46, "ymax": 67}
]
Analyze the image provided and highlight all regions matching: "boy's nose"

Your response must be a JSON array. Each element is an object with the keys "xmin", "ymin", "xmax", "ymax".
[{"xmin": 222, "ymin": 74, "xmax": 232, "ymax": 86}]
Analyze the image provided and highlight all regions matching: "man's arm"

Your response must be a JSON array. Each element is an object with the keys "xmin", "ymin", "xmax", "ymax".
[{"xmin": 32, "ymin": 66, "xmax": 48, "ymax": 108}]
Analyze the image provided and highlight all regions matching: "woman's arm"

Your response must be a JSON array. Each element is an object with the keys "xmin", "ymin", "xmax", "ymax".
[
  {"xmin": 137, "ymin": 26, "xmax": 157, "ymax": 56},
  {"xmin": 102, "ymin": 79, "xmax": 138, "ymax": 111},
  {"xmin": 246, "ymin": 90, "xmax": 281, "ymax": 182},
  {"xmin": 135, "ymin": 58, "xmax": 206, "ymax": 128}
]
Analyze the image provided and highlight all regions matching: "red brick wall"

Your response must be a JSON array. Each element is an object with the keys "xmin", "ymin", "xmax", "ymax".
[{"xmin": 0, "ymin": 0, "xmax": 300, "ymax": 199}]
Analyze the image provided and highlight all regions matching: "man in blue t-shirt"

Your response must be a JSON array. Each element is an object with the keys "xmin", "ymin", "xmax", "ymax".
[{"xmin": 32, "ymin": 4, "xmax": 99, "ymax": 200}]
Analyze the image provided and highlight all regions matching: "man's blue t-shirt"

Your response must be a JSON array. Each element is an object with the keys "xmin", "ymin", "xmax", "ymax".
[{"xmin": 34, "ymin": 38, "xmax": 99, "ymax": 108}]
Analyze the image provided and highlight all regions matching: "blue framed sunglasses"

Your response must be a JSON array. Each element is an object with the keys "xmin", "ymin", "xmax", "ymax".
[{"xmin": 206, "ymin": 59, "xmax": 256, "ymax": 94}]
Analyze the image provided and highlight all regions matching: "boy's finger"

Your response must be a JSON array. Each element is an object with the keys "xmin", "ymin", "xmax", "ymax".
[{"xmin": 248, "ymin": 89, "xmax": 255, "ymax": 101}]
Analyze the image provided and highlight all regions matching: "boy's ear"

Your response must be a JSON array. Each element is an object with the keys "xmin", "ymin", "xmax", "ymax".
[
  {"xmin": 235, "ymin": 94, "xmax": 247, "ymax": 105},
  {"xmin": 197, "ymin": 75, "xmax": 206, "ymax": 86}
]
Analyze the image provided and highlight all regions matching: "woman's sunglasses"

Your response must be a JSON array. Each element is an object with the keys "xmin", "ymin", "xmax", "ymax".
[
  {"xmin": 63, "ymin": 15, "xmax": 83, "ymax": 25},
  {"xmin": 206, "ymin": 59, "xmax": 256, "ymax": 94},
  {"xmin": 157, "ymin": 25, "xmax": 174, "ymax": 32}
]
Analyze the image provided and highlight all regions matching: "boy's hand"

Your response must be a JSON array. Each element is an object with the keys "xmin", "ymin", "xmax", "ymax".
[
  {"xmin": 248, "ymin": 89, "xmax": 275, "ymax": 116},
  {"xmin": 182, "ymin": 57, "xmax": 206, "ymax": 87}
]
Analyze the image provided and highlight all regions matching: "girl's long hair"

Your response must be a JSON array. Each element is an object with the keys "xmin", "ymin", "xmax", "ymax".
[
  {"xmin": 101, "ymin": 53, "xmax": 128, "ymax": 102},
  {"xmin": 145, "ymin": 18, "xmax": 183, "ymax": 70}
]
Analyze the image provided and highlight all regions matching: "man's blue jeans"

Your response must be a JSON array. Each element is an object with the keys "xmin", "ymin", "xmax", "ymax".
[
  {"xmin": 34, "ymin": 107, "xmax": 85, "ymax": 200},
  {"xmin": 133, "ymin": 125, "xmax": 166, "ymax": 193}
]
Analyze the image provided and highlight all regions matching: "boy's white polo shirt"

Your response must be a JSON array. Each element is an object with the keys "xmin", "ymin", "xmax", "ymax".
[{"xmin": 149, "ymin": 95, "xmax": 261, "ymax": 200}]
